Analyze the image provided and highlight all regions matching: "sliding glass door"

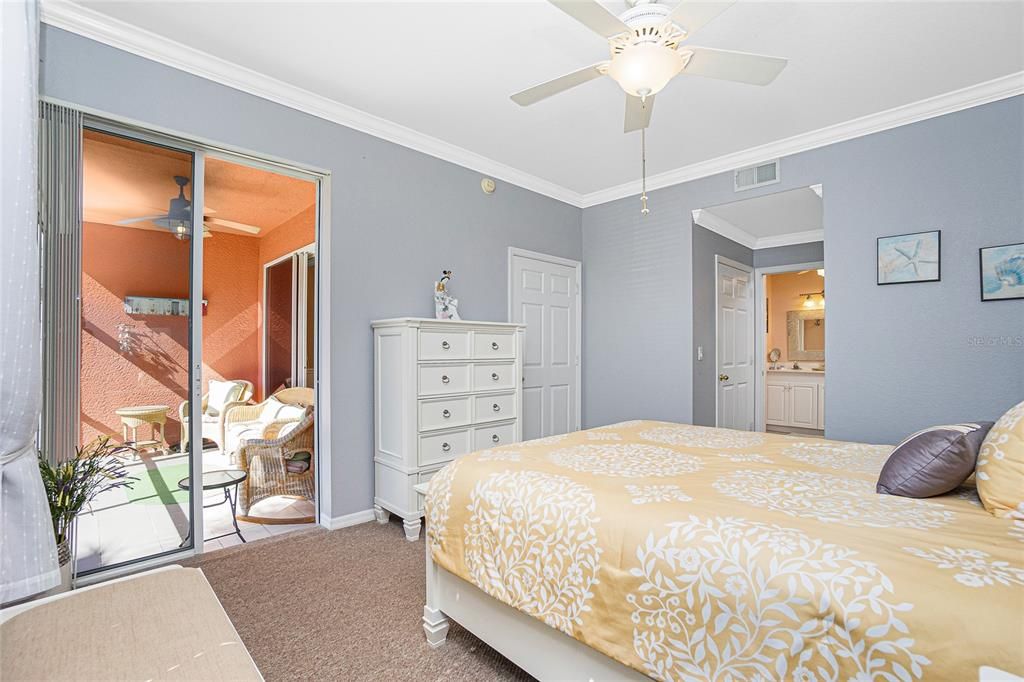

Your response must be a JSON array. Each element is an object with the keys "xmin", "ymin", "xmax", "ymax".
[
  {"xmin": 264, "ymin": 247, "xmax": 315, "ymax": 393},
  {"xmin": 73, "ymin": 126, "xmax": 203, "ymax": 574}
]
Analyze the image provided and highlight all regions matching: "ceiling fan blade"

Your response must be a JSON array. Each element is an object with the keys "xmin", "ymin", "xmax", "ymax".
[
  {"xmin": 548, "ymin": 0, "xmax": 631, "ymax": 38},
  {"xmin": 680, "ymin": 47, "xmax": 787, "ymax": 85},
  {"xmin": 512, "ymin": 63, "xmax": 608, "ymax": 106},
  {"xmin": 204, "ymin": 217, "xmax": 261, "ymax": 234},
  {"xmin": 116, "ymin": 215, "xmax": 168, "ymax": 225},
  {"xmin": 624, "ymin": 95, "xmax": 655, "ymax": 133},
  {"xmin": 667, "ymin": 1, "xmax": 735, "ymax": 39}
]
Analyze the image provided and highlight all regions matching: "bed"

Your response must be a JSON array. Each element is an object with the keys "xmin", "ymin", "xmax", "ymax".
[{"xmin": 422, "ymin": 420, "xmax": 1024, "ymax": 681}]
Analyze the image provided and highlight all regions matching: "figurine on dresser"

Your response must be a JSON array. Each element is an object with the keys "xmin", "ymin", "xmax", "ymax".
[{"xmin": 434, "ymin": 270, "xmax": 460, "ymax": 320}]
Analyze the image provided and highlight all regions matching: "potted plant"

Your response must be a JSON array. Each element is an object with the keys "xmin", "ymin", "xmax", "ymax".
[{"xmin": 38, "ymin": 437, "xmax": 136, "ymax": 591}]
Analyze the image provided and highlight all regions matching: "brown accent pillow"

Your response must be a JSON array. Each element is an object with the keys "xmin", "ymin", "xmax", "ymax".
[{"xmin": 876, "ymin": 422, "xmax": 993, "ymax": 498}]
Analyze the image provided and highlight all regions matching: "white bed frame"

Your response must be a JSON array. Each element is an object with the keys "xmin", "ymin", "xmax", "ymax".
[{"xmin": 423, "ymin": 546, "xmax": 647, "ymax": 681}]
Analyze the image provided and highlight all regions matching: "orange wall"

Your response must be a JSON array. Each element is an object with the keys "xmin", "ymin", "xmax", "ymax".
[
  {"xmin": 81, "ymin": 223, "xmax": 260, "ymax": 445},
  {"xmin": 765, "ymin": 270, "xmax": 825, "ymax": 363}
]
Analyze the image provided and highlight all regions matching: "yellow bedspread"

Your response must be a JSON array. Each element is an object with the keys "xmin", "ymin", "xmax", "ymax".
[{"xmin": 425, "ymin": 420, "xmax": 1024, "ymax": 681}]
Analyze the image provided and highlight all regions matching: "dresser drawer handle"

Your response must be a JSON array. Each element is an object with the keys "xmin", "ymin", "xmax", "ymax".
[
  {"xmin": 491, "ymin": 434, "xmax": 500, "ymax": 443},
  {"xmin": 491, "ymin": 372, "xmax": 499, "ymax": 381},
  {"xmin": 491, "ymin": 341, "xmax": 499, "ymax": 350},
  {"xmin": 441, "ymin": 340, "xmax": 450, "ymax": 350},
  {"xmin": 492, "ymin": 403, "xmax": 501, "ymax": 412},
  {"xmin": 441, "ymin": 375, "xmax": 450, "ymax": 384},
  {"xmin": 441, "ymin": 442, "xmax": 451, "ymax": 452},
  {"xmin": 442, "ymin": 409, "xmax": 451, "ymax": 418}
]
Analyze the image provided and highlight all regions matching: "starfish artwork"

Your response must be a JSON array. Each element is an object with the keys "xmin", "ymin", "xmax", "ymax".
[{"xmin": 878, "ymin": 231, "xmax": 941, "ymax": 284}]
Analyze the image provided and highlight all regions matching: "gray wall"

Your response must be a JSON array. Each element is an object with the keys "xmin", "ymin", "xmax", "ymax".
[
  {"xmin": 41, "ymin": 27, "xmax": 583, "ymax": 519},
  {"xmin": 754, "ymin": 241, "xmax": 824, "ymax": 269},
  {"xmin": 690, "ymin": 225, "xmax": 752, "ymax": 427},
  {"xmin": 584, "ymin": 95, "xmax": 1023, "ymax": 444}
]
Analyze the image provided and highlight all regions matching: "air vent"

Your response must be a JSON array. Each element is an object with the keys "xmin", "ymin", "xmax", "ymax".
[{"xmin": 734, "ymin": 160, "xmax": 780, "ymax": 192}]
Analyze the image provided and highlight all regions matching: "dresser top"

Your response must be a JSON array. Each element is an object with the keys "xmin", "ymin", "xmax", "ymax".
[{"xmin": 371, "ymin": 317, "xmax": 525, "ymax": 329}]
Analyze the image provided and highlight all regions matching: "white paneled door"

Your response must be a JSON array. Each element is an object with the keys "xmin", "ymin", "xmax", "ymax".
[
  {"xmin": 716, "ymin": 259, "xmax": 754, "ymax": 431},
  {"xmin": 509, "ymin": 249, "xmax": 581, "ymax": 441}
]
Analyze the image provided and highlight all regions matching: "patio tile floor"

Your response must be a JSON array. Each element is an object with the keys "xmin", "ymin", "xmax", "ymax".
[{"xmin": 76, "ymin": 448, "xmax": 314, "ymax": 573}]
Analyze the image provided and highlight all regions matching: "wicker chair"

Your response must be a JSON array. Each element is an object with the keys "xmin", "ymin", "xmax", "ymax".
[
  {"xmin": 236, "ymin": 408, "xmax": 315, "ymax": 518},
  {"xmin": 178, "ymin": 379, "xmax": 254, "ymax": 452}
]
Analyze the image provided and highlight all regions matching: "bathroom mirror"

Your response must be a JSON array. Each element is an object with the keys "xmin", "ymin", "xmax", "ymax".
[{"xmin": 786, "ymin": 310, "xmax": 825, "ymax": 361}]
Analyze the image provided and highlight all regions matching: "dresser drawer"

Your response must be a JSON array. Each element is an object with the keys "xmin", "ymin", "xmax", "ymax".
[
  {"xmin": 419, "ymin": 396, "xmax": 471, "ymax": 431},
  {"xmin": 473, "ymin": 331, "xmax": 515, "ymax": 359},
  {"xmin": 419, "ymin": 364, "xmax": 470, "ymax": 395},
  {"xmin": 419, "ymin": 330, "xmax": 470, "ymax": 360},
  {"xmin": 473, "ymin": 392, "xmax": 516, "ymax": 424},
  {"xmin": 418, "ymin": 429, "xmax": 471, "ymax": 467},
  {"xmin": 473, "ymin": 421, "xmax": 518, "ymax": 450},
  {"xmin": 472, "ymin": 362, "xmax": 516, "ymax": 392}
]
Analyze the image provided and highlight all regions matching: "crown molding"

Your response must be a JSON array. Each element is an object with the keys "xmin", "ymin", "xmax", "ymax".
[
  {"xmin": 755, "ymin": 229, "xmax": 824, "ymax": 250},
  {"xmin": 42, "ymin": 1, "xmax": 1023, "ymax": 212},
  {"xmin": 692, "ymin": 209, "xmax": 756, "ymax": 249},
  {"xmin": 582, "ymin": 71, "xmax": 1024, "ymax": 208},
  {"xmin": 39, "ymin": 0, "xmax": 585, "ymax": 207},
  {"xmin": 692, "ymin": 209, "xmax": 823, "ymax": 250}
]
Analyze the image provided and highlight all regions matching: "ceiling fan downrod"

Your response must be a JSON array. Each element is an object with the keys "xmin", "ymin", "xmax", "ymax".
[{"xmin": 640, "ymin": 126, "xmax": 650, "ymax": 216}]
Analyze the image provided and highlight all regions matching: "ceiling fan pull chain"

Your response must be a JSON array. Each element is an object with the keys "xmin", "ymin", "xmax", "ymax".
[{"xmin": 640, "ymin": 126, "xmax": 650, "ymax": 216}]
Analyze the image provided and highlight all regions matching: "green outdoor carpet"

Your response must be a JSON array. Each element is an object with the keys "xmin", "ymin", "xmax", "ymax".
[{"xmin": 125, "ymin": 462, "xmax": 190, "ymax": 505}]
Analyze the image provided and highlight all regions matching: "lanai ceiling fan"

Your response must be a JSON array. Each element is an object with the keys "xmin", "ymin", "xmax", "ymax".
[
  {"xmin": 512, "ymin": 0, "xmax": 788, "ymax": 133},
  {"xmin": 117, "ymin": 175, "xmax": 262, "ymax": 240}
]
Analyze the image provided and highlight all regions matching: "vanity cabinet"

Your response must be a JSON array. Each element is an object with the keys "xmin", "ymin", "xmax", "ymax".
[{"xmin": 765, "ymin": 371, "xmax": 825, "ymax": 431}]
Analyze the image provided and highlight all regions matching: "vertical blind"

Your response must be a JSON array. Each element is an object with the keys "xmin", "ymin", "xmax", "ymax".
[{"xmin": 38, "ymin": 101, "xmax": 83, "ymax": 466}]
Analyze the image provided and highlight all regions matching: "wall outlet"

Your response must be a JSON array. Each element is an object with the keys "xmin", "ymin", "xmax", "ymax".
[{"xmin": 697, "ymin": 346, "xmax": 704, "ymax": 361}]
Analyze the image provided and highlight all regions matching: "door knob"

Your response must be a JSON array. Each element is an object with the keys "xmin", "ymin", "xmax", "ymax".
[{"xmin": 719, "ymin": 374, "xmax": 729, "ymax": 381}]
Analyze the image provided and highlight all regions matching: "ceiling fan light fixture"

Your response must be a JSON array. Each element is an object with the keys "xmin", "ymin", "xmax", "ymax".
[{"xmin": 607, "ymin": 43, "xmax": 684, "ymax": 98}]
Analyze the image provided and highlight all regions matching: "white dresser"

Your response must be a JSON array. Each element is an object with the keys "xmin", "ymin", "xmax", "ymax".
[{"xmin": 372, "ymin": 318, "xmax": 524, "ymax": 540}]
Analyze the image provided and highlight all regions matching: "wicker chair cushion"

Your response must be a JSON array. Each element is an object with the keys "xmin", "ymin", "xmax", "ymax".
[
  {"xmin": 206, "ymin": 380, "xmax": 244, "ymax": 417},
  {"xmin": 258, "ymin": 397, "xmax": 287, "ymax": 421}
]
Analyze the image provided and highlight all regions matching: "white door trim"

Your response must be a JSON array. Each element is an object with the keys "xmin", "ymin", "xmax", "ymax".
[
  {"xmin": 714, "ymin": 255, "xmax": 754, "ymax": 429},
  {"xmin": 753, "ymin": 260, "xmax": 824, "ymax": 431},
  {"xmin": 507, "ymin": 247, "xmax": 583, "ymax": 432}
]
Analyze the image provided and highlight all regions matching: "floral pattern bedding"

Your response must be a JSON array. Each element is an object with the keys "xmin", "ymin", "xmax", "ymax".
[{"xmin": 425, "ymin": 420, "xmax": 1024, "ymax": 681}]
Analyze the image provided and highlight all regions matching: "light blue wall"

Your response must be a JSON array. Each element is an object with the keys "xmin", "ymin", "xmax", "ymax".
[
  {"xmin": 584, "ymin": 96, "xmax": 1023, "ymax": 443},
  {"xmin": 754, "ymin": 241, "xmax": 824, "ymax": 269},
  {"xmin": 40, "ymin": 27, "xmax": 583, "ymax": 519},
  {"xmin": 690, "ymin": 225, "xmax": 753, "ymax": 427}
]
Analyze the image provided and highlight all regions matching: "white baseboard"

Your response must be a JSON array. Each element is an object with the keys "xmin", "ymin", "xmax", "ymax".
[{"xmin": 321, "ymin": 508, "xmax": 375, "ymax": 531}]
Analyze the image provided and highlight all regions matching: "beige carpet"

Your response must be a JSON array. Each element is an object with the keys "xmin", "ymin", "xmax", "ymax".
[{"xmin": 184, "ymin": 519, "xmax": 533, "ymax": 681}]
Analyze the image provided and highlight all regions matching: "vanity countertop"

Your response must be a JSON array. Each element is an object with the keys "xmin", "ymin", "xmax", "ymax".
[{"xmin": 767, "ymin": 368, "xmax": 825, "ymax": 375}]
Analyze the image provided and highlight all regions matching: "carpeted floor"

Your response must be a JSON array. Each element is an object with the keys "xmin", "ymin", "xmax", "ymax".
[{"xmin": 184, "ymin": 519, "xmax": 534, "ymax": 681}]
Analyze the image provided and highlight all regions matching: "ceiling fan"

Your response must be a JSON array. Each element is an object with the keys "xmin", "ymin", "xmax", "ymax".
[
  {"xmin": 511, "ymin": 0, "xmax": 788, "ymax": 133},
  {"xmin": 117, "ymin": 175, "xmax": 262, "ymax": 240}
]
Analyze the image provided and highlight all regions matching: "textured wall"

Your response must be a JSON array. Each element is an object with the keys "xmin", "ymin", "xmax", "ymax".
[
  {"xmin": 80, "ymin": 223, "xmax": 260, "ymax": 445},
  {"xmin": 585, "ymin": 95, "xmax": 1023, "ymax": 443},
  {"xmin": 754, "ymin": 241, "xmax": 824, "ymax": 269},
  {"xmin": 42, "ymin": 26, "xmax": 583, "ymax": 520}
]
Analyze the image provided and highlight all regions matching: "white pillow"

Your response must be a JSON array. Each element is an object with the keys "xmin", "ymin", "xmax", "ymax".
[
  {"xmin": 206, "ymin": 380, "xmax": 243, "ymax": 417},
  {"xmin": 259, "ymin": 397, "xmax": 285, "ymax": 422},
  {"xmin": 277, "ymin": 404, "xmax": 306, "ymax": 422}
]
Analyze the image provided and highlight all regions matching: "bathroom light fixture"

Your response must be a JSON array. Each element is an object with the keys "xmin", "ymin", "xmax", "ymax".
[
  {"xmin": 801, "ymin": 290, "xmax": 825, "ymax": 308},
  {"xmin": 816, "ymin": 268, "xmax": 825, "ymax": 277}
]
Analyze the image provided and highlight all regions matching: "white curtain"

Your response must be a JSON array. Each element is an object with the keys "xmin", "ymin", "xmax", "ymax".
[{"xmin": 0, "ymin": 0, "xmax": 61, "ymax": 603}]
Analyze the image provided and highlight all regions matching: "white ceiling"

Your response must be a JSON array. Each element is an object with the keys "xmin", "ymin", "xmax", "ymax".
[
  {"xmin": 702, "ymin": 186, "xmax": 822, "ymax": 243},
  {"xmin": 58, "ymin": 1, "xmax": 1024, "ymax": 204}
]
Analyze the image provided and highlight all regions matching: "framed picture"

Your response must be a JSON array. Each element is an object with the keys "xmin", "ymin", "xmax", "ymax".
[
  {"xmin": 979, "ymin": 242, "xmax": 1024, "ymax": 301},
  {"xmin": 877, "ymin": 230, "xmax": 941, "ymax": 285}
]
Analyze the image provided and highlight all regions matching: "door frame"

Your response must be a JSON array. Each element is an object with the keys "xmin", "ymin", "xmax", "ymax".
[
  {"xmin": 752, "ymin": 260, "xmax": 824, "ymax": 431},
  {"xmin": 65, "ymin": 104, "xmax": 333, "ymax": 585},
  {"xmin": 506, "ymin": 247, "xmax": 583, "ymax": 433},
  {"xmin": 713, "ymin": 255, "xmax": 755, "ymax": 430},
  {"xmin": 261, "ymin": 243, "xmax": 315, "ymax": 396}
]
